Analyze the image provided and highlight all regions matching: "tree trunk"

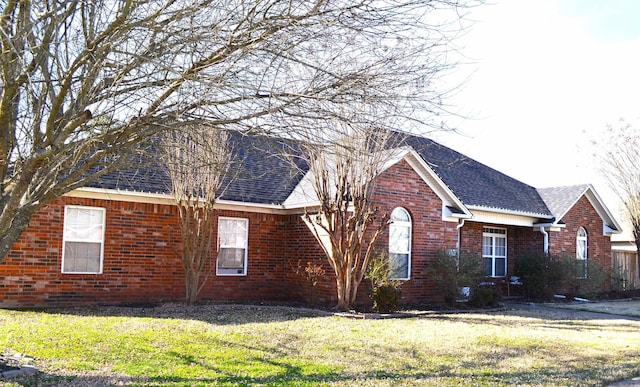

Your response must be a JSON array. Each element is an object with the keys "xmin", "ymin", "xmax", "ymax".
[
  {"xmin": 185, "ymin": 268, "xmax": 201, "ymax": 305},
  {"xmin": 334, "ymin": 267, "xmax": 352, "ymax": 311},
  {"xmin": 0, "ymin": 206, "xmax": 37, "ymax": 263}
]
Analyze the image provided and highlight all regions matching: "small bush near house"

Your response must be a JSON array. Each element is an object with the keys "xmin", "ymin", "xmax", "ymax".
[
  {"xmin": 468, "ymin": 285, "xmax": 502, "ymax": 308},
  {"xmin": 292, "ymin": 259, "xmax": 326, "ymax": 307},
  {"xmin": 365, "ymin": 252, "xmax": 402, "ymax": 313},
  {"xmin": 515, "ymin": 252, "xmax": 612, "ymax": 301},
  {"xmin": 514, "ymin": 252, "xmax": 572, "ymax": 301},
  {"xmin": 428, "ymin": 249, "xmax": 485, "ymax": 305},
  {"xmin": 564, "ymin": 259, "xmax": 610, "ymax": 299}
]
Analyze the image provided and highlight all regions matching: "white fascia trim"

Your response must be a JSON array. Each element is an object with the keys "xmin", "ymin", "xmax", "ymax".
[
  {"xmin": 65, "ymin": 187, "xmax": 294, "ymax": 215},
  {"xmin": 467, "ymin": 205, "xmax": 554, "ymax": 220},
  {"xmin": 401, "ymin": 148, "xmax": 472, "ymax": 221},
  {"xmin": 468, "ymin": 208, "xmax": 550, "ymax": 227},
  {"xmin": 65, "ymin": 187, "xmax": 175, "ymax": 204},
  {"xmin": 583, "ymin": 186, "xmax": 623, "ymax": 234},
  {"xmin": 532, "ymin": 222, "xmax": 566, "ymax": 232}
]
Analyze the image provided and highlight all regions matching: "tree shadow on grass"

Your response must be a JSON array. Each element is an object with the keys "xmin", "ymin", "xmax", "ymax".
[
  {"xmin": 22, "ymin": 303, "xmax": 332, "ymax": 326},
  {"xmin": 10, "ymin": 358, "xmax": 638, "ymax": 387}
]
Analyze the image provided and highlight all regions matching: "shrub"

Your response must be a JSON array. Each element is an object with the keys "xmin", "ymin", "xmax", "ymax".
[
  {"xmin": 515, "ymin": 252, "xmax": 611, "ymax": 301},
  {"xmin": 292, "ymin": 259, "xmax": 326, "ymax": 306},
  {"xmin": 564, "ymin": 259, "xmax": 609, "ymax": 299},
  {"xmin": 428, "ymin": 249, "xmax": 485, "ymax": 305},
  {"xmin": 514, "ymin": 252, "xmax": 572, "ymax": 301},
  {"xmin": 469, "ymin": 285, "xmax": 502, "ymax": 308},
  {"xmin": 365, "ymin": 252, "xmax": 403, "ymax": 313}
]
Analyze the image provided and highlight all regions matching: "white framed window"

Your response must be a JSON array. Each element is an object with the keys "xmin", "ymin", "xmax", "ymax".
[
  {"xmin": 62, "ymin": 206, "xmax": 105, "ymax": 274},
  {"xmin": 576, "ymin": 227, "xmax": 588, "ymax": 279},
  {"xmin": 482, "ymin": 227, "xmax": 507, "ymax": 277},
  {"xmin": 217, "ymin": 217, "xmax": 248, "ymax": 276},
  {"xmin": 389, "ymin": 207, "xmax": 412, "ymax": 280}
]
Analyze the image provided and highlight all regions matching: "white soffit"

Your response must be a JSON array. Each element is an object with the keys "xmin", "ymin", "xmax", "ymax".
[
  {"xmin": 65, "ymin": 187, "xmax": 289, "ymax": 215},
  {"xmin": 467, "ymin": 209, "xmax": 542, "ymax": 227}
]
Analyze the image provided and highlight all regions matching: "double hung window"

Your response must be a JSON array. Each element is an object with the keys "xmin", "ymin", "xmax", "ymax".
[
  {"xmin": 62, "ymin": 206, "xmax": 105, "ymax": 274},
  {"xmin": 482, "ymin": 227, "xmax": 507, "ymax": 277},
  {"xmin": 217, "ymin": 217, "xmax": 248, "ymax": 276}
]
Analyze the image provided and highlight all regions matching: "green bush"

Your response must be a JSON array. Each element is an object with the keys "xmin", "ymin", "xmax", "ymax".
[
  {"xmin": 514, "ymin": 252, "xmax": 611, "ymax": 301},
  {"xmin": 428, "ymin": 249, "xmax": 485, "ymax": 305},
  {"xmin": 565, "ymin": 259, "xmax": 609, "ymax": 299},
  {"xmin": 469, "ymin": 285, "xmax": 502, "ymax": 308},
  {"xmin": 514, "ymin": 252, "xmax": 571, "ymax": 301},
  {"xmin": 365, "ymin": 252, "xmax": 403, "ymax": 313}
]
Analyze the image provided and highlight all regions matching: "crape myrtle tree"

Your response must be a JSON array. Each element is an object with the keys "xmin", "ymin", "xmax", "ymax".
[
  {"xmin": 0, "ymin": 0, "xmax": 474, "ymax": 263},
  {"xmin": 595, "ymin": 119, "xmax": 640, "ymax": 264},
  {"xmin": 302, "ymin": 125, "xmax": 404, "ymax": 311},
  {"xmin": 161, "ymin": 124, "xmax": 232, "ymax": 305},
  {"xmin": 286, "ymin": 0, "xmax": 473, "ymax": 309}
]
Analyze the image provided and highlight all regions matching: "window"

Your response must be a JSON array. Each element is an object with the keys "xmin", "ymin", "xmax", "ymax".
[
  {"xmin": 482, "ymin": 227, "xmax": 507, "ymax": 277},
  {"xmin": 217, "ymin": 217, "xmax": 248, "ymax": 276},
  {"xmin": 389, "ymin": 208, "xmax": 411, "ymax": 280},
  {"xmin": 576, "ymin": 227, "xmax": 588, "ymax": 279},
  {"xmin": 62, "ymin": 206, "xmax": 105, "ymax": 274}
]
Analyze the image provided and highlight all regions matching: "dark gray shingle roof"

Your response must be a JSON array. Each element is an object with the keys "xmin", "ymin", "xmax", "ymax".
[
  {"xmin": 87, "ymin": 131, "xmax": 308, "ymax": 205},
  {"xmin": 88, "ymin": 130, "xmax": 553, "ymax": 216},
  {"xmin": 400, "ymin": 133, "xmax": 553, "ymax": 217}
]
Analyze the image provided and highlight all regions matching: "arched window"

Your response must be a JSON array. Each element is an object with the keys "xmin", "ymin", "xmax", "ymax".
[
  {"xmin": 389, "ymin": 207, "xmax": 412, "ymax": 280},
  {"xmin": 576, "ymin": 227, "xmax": 588, "ymax": 279}
]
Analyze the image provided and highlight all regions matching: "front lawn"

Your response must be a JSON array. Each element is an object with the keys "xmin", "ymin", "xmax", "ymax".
[{"xmin": 1, "ymin": 304, "xmax": 639, "ymax": 386}]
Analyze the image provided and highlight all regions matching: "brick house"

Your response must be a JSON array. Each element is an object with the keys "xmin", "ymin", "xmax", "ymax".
[{"xmin": 0, "ymin": 132, "xmax": 621, "ymax": 307}]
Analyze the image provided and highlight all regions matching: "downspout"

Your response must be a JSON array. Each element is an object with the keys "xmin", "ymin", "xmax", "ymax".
[
  {"xmin": 456, "ymin": 219, "xmax": 466, "ymax": 270},
  {"xmin": 540, "ymin": 225, "xmax": 549, "ymax": 255}
]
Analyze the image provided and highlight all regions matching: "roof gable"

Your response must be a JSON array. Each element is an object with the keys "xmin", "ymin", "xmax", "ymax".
[
  {"xmin": 537, "ymin": 184, "xmax": 622, "ymax": 234},
  {"xmin": 398, "ymin": 133, "xmax": 553, "ymax": 218}
]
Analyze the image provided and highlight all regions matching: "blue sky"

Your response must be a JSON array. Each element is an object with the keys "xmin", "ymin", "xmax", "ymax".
[{"xmin": 436, "ymin": 0, "xmax": 640, "ymax": 216}]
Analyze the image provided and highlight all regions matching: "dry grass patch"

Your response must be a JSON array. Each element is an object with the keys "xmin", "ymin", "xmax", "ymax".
[{"xmin": 0, "ymin": 305, "xmax": 639, "ymax": 386}]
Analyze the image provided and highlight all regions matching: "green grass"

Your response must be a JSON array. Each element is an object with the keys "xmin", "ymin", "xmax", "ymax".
[{"xmin": 1, "ymin": 305, "xmax": 639, "ymax": 386}]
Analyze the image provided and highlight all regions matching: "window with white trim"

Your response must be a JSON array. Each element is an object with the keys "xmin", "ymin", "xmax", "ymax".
[
  {"xmin": 62, "ymin": 206, "xmax": 105, "ymax": 274},
  {"xmin": 217, "ymin": 217, "xmax": 248, "ymax": 276},
  {"xmin": 482, "ymin": 227, "xmax": 507, "ymax": 277},
  {"xmin": 576, "ymin": 227, "xmax": 588, "ymax": 279},
  {"xmin": 389, "ymin": 207, "xmax": 412, "ymax": 280}
]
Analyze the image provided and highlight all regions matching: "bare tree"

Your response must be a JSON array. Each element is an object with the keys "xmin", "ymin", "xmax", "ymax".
[
  {"xmin": 302, "ymin": 126, "xmax": 404, "ymax": 310},
  {"xmin": 0, "ymin": 0, "xmax": 474, "ymax": 262},
  {"xmin": 595, "ymin": 119, "xmax": 640, "ymax": 262},
  {"xmin": 162, "ymin": 124, "xmax": 232, "ymax": 304}
]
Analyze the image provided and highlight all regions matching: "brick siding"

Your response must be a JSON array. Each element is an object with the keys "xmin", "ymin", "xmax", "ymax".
[{"xmin": 0, "ymin": 162, "xmax": 613, "ymax": 307}]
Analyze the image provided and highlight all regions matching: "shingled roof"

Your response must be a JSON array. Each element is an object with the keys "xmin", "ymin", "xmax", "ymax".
[
  {"xmin": 87, "ymin": 131, "xmax": 308, "ymax": 205},
  {"xmin": 536, "ymin": 184, "xmax": 591, "ymax": 220},
  {"xmin": 87, "ymin": 130, "xmax": 553, "ymax": 216},
  {"xmin": 399, "ymin": 134, "xmax": 553, "ymax": 217}
]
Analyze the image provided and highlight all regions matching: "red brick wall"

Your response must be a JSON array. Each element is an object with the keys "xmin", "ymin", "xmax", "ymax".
[
  {"xmin": 283, "ymin": 159, "xmax": 461, "ymax": 307},
  {"xmin": 0, "ymin": 197, "xmax": 294, "ymax": 307},
  {"xmin": 284, "ymin": 214, "xmax": 338, "ymax": 306},
  {"xmin": 371, "ymin": 160, "xmax": 459, "ymax": 304}
]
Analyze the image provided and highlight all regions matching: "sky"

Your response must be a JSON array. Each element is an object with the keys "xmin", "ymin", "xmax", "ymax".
[{"xmin": 434, "ymin": 0, "xmax": 640, "ymax": 220}]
